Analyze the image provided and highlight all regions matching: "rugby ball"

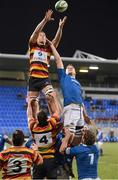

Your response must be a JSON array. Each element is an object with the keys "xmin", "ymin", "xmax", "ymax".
[{"xmin": 55, "ymin": 0, "xmax": 68, "ymax": 13}]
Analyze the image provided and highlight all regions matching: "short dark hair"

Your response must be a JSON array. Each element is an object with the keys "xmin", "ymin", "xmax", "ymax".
[
  {"xmin": 12, "ymin": 130, "xmax": 24, "ymax": 146},
  {"xmin": 37, "ymin": 110, "xmax": 48, "ymax": 127}
]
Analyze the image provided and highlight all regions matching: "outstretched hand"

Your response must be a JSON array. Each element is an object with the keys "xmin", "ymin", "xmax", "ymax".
[
  {"xmin": 59, "ymin": 16, "xmax": 67, "ymax": 29},
  {"xmin": 44, "ymin": 9, "xmax": 54, "ymax": 22}
]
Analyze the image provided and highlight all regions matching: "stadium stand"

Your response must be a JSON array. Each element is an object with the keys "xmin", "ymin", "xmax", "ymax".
[
  {"xmin": 0, "ymin": 53, "xmax": 118, "ymax": 140},
  {"xmin": 0, "ymin": 85, "xmax": 118, "ymax": 139},
  {"xmin": 0, "ymin": 86, "xmax": 29, "ymax": 135},
  {"xmin": 0, "ymin": 86, "xmax": 49, "ymax": 136}
]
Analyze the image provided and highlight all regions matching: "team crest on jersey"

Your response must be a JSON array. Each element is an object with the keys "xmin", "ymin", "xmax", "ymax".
[{"xmin": 32, "ymin": 50, "xmax": 48, "ymax": 64}]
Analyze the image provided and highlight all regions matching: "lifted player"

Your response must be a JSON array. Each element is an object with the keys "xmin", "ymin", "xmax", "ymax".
[{"xmin": 28, "ymin": 9, "xmax": 67, "ymax": 116}]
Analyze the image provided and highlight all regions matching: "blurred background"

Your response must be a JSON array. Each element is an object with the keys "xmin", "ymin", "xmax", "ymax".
[{"xmin": 0, "ymin": 1, "xmax": 118, "ymax": 179}]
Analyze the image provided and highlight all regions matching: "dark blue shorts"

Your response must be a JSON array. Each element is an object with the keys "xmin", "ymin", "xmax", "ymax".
[{"xmin": 28, "ymin": 76, "xmax": 51, "ymax": 92}]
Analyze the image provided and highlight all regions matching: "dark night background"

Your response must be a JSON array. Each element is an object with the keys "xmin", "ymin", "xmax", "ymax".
[{"xmin": 0, "ymin": 0, "xmax": 118, "ymax": 59}]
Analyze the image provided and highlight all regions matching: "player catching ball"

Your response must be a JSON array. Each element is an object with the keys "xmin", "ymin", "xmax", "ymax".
[{"xmin": 28, "ymin": 9, "xmax": 67, "ymax": 115}]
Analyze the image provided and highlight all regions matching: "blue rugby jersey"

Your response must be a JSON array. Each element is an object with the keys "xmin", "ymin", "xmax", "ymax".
[
  {"xmin": 66, "ymin": 144, "xmax": 99, "ymax": 179},
  {"xmin": 57, "ymin": 69, "xmax": 83, "ymax": 106}
]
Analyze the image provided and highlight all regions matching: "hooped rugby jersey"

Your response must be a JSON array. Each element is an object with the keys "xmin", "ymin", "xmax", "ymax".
[
  {"xmin": 29, "ymin": 42, "xmax": 52, "ymax": 78},
  {"xmin": 29, "ymin": 116, "xmax": 63, "ymax": 159},
  {"xmin": 0, "ymin": 146, "xmax": 42, "ymax": 180}
]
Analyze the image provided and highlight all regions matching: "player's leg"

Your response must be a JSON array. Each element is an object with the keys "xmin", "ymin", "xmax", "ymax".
[
  {"xmin": 45, "ymin": 158, "xmax": 58, "ymax": 179},
  {"xmin": 72, "ymin": 105, "xmax": 84, "ymax": 146},
  {"xmin": 28, "ymin": 76, "xmax": 40, "ymax": 100},
  {"xmin": 27, "ymin": 76, "xmax": 42, "ymax": 116},
  {"xmin": 63, "ymin": 104, "xmax": 84, "ymax": 146},
  {"xmin": 32, "ymin": 163, "xmax": 46, "ymax": 179},
  {"xmin": 57, "ymin": 165, "xmax": 70, "ymax": 179},
  {"xmin": 63, "ymin": 104, "xmax": 84, "ymax": 131},
  {"xmin": 42, "ymin": 84, "xmax": 62, "ymax": 116}
]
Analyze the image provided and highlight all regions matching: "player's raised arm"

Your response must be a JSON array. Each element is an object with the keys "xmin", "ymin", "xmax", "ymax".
[
  {"xmin": 27, "ymin": 98, "xmax": 39, "ymax": 121},
  {"xmin": 29, "ymin": 9, "xmax": 54, "ymax": 44},
  {"xmin": 52, "ymin": 16, "xmax": 67, "ymax": 48},
  {"xmin": 47, "ymin": 39, "xmax": 64, "ymax": 69},
  {"xmin": 4, "ymin": 135, "xmax": 12, "ymax": 146},
  {"xmin": 82, "ymin": 103, "xmax": 92, "ymax": 125}
]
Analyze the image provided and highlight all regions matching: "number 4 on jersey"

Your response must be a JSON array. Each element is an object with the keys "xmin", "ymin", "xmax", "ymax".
[{"xmin": 39, "ymin": 135, "xmax": 48, "ymax": 144}]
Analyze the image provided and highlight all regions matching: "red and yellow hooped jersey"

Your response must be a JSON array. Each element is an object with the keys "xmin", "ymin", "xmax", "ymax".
[
  {"xmin": 29, "ymin": 116, "xmax": 63, "ymax": 159},
  {"xmin": 0, "ymin": 146, "xmax": 41, "ymax": 179},
  {"xmin": 29, "ymin": 43, "xmax": 52, "ymax": 79}
]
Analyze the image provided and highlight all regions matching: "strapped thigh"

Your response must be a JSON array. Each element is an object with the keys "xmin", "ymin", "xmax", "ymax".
[{"xmin": 42, "ymin": 85, "xmax": 54, "ymax": 96}]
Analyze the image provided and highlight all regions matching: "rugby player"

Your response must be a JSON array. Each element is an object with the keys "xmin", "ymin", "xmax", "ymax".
[
  {"xmin": 28, "ymin": 9, "xmax": 67, "ymax": 116},
  {"xmin": 46, "ymin": 39, "xmax": 92, "ymax": 147},
  {"xmin": 0, "ymin": 129, "xmax": 43, "ymax": 180},
  {"xmin": 62, "ymin": 127, "xmax": 100, "ymax": 180},
  {"xmin": 27, "ymin": 96, "xmax": 63, "ymax": 179}
]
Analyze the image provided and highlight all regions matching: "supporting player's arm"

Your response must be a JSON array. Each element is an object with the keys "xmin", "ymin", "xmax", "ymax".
[
  {"xmin": 59, "ymin": 128, "xmax": 73, "ymax": 153},
  {"xmin": 46, "ymin": 91, "xmax": 60, "ymax": 118},
  {"xmin": 29, "ymin": 9, "xmax": 54, "ymax": 44},
  {"xmin": 33, "ymin": 150, "xmax": 43, "ymax": 165},
  {"xmin": 27, "ymin": 98, "xmax": 39, "ymax": 120},
  {"xmin": 52, "ymin": 16, "xmax": 67, "ymax": 48},
  {"xmin": 83, "ymin": 103, "xmax": 97, "ymax": 130},
  {"xmin": 47, "ymin": 39, "xmax": 64, "ymax": 69},
  {"xmin": 4, "ymin": 135, "xmax": 12, "ymax": 146},
  {"xmin": 82, "ymin": 103, "xmax": 92, "ymax": 125}
]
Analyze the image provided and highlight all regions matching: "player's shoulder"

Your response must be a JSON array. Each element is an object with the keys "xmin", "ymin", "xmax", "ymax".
[
  {"xmin": 77, "ymin": 144, "xmax": 93, "ymax": 153},
  {"xmin": 0, "ymin": 146, "xmax": 13, "ymax": 155},
  {"xmin": 49, "ymin": 114, "xmax": 59, "ymax": 121},
  {"xmin": 92, "ymin": 144, "xmax": 99, "ymax": 150},
  {"xmin": 89, "ymin": 144, "xmax": 100, "ymax": 154},
  {"xmin": 57, "ymin": 68, "xmax": 66, "ymax": 76},
  {"xmin": 79, "ymin": 144, "xmax": 88, "ymax": 151},
  {"xmin": 28, "ymin": 118, "xmax": 38, "ymax": 127},
  {"xmin": 22, "ymin": 146, "xmax": 36, "ymax": 154}
]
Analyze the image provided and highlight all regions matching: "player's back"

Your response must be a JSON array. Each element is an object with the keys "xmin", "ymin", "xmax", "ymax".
[
  {"xmin": 0, "ymin": 146, "xmax": 41, "ymax": 180},
  {"xmin": 29, "ymin": 116, "xmax": 63, "ymax": 159},
  {"xmin": 75, "ymin": 144, "xmax": 99, "ymax": 179}
]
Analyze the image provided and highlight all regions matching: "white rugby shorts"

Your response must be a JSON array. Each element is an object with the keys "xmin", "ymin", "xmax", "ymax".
[{"xmin": 62, "ymin": 103, "xmax": 84, "ymax": 132}]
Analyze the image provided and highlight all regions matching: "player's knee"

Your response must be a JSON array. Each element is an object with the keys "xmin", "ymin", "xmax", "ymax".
[
  {"xmin": 27, "ymin": 95, "xmax": 39, "ymax": 107},
  {"xmin": 43, "ymin": 85, "xmax": 54, "ymax": 95},
  {"xmin": 46, "ymin": 91, "xmax": 56, "ymax": 102}
]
